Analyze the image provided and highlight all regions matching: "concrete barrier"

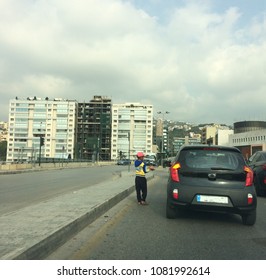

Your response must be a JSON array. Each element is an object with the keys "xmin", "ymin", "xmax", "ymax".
[{"xmin": 0, "ymin": 161, "xmax": 115, "ymax": 173}]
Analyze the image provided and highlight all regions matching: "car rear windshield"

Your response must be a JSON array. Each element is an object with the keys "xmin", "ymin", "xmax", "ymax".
[{"xmin": 178, "ymin": 148, "xmax": 245, "ymax": 171}]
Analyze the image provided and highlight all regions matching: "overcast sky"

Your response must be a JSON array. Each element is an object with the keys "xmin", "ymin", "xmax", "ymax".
[{"xmin": 0, "ymin": 0, "xmax": 265, "ymax": 125}]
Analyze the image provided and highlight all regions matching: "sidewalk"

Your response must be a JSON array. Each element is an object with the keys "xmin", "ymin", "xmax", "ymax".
[{"xmin": 0, "ymin": 170, "xmax": 154, "ymax": 260}]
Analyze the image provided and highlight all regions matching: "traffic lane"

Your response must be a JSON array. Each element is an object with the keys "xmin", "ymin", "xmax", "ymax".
[
  {"xmin": 47, "ymin": 169, "xmax": 266, "ymax": 260},
  {"xmin": 0, "ymin": 165, "xmax": 132, "ymax": 215}
]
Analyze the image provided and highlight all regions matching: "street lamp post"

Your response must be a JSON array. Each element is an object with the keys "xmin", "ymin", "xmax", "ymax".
[
  {"xmin": 38, "ymin": 122, "xmax": 44, "ymax": 166},
  {"xmin": 157, "ymin": 111, "xmax": 170, "ymax": 166},
  {"xmin": 97, "ymin": 137, "xmax": 100, "ymax": 163},
  {"xmin": 128, "ymin": 131, "xmax": 130, "ymax": 172}
]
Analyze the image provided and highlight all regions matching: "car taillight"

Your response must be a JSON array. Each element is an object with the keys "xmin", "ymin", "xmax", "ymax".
[
  {"xmin": 173, "ymin": 189, "xmax": 178, "ymax": 199},
  {"xmin": 244, "ymin": 166, "xmax": 253, "ymax": 187},
  {"xmin": 171, "ymin": 163, "xmax": 181, "ymax": 182},
  {"xmin": 247, "ymin": 193, "xmax": 253, "ymax": 205}
]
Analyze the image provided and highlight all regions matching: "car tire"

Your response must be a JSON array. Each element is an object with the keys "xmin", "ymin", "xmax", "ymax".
[
  {"xmin": 166, "ymin": 199, "xmax": 176, "ymax": 219},
  {"xmin": 254, "ymin": 175, "xmax": 262, "ymax": 196},
  {"xmin": 242, "ymin": 210, "xmax": 256, "ymax": 226}
]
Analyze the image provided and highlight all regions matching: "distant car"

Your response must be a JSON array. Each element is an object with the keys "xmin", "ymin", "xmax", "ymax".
[
  {"xmin": 166, "ymin": 145, "xmax": 257, "ymax": 225},
  {"xmin": 144, "ymin": 159, "xmax": 157, "ymax": 166},
  {"xmin": 144, "ymin": 155, "xmax": 157, "ymax": 166},
  {"xmin": 163, "ymin": 157, "xmax": 175, "ymax": 168},
  {"xmin": 117, "ymin": 159, "xmax": 131, "ymax": 165},
  {"xmin": 248, "ymin": 151, "xmax": 266, "ymax": 196}
]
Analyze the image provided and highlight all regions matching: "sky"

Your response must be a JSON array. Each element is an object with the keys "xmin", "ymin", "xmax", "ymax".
[{"xmin": 0, "ymin": 0, "xmax": 265, "ymax": 125}]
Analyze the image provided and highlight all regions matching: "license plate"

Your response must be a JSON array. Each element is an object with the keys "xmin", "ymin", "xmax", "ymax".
[{"xmin": 197, "ymin": 195, "xmax": 228, "ymax": 204}]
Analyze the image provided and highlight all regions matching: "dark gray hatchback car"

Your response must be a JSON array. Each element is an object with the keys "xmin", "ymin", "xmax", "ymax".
[{"xmin": 166, "ymin": 145, "xmax": 257, "ymax": 225}]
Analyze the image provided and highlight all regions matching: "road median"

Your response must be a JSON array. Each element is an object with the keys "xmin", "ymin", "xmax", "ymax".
[{"xmin": 0, "ymin": 171, "xmax": 154, "ymax": 260}]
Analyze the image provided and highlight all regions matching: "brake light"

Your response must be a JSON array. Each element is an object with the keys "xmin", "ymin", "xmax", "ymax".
[
  {"xmin": 171, "ymin": 163, "xmax": 181, "ymax": 182},
  {"xmin": 173, "ymin": 189, "xmax": 179, "ymax": 199},
  {"xmin": 244, "ymin": 166, "xmax": 253, "ymax": 187},
  {"xmin": 247, "ymin": 193, "xmax": 253, "ymax": 205}
]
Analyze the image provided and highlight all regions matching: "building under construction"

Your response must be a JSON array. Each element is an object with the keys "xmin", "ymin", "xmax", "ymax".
[{"xmin": 77, "ymin": 96, "xmax": 112, "ymax": 161}]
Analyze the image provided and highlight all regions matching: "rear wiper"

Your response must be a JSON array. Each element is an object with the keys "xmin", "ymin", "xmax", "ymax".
[{"xmin": 211, "ymin": 167, "xmax": 235, "ymax": 171}]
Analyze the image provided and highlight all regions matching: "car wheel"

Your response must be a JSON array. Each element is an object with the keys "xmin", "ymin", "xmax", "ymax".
[
  {"xmin": 242, "ymin": 210, "xmax": 256, "ymax": 226},
  {"xmin": 254, "ymin": 175, "xmax": 262, "ymax": 196},
  {"xmin": 166, "ymin": 199, "xmax": 176, "ymax": 219}
]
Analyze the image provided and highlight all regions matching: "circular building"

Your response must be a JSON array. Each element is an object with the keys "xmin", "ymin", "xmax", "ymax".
[{"xmin": 234, "ymin": 121, "xmax": 266, "ymax": 134}]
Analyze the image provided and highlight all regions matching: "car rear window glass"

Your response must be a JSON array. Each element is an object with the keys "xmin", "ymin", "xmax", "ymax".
[
  {"xmin": 260, "ymin": 153, "xmax": 266, "ymax": 161},
  {"xmin": 179, "ymin": 148, "xmax": 244, "ymax": 170}
]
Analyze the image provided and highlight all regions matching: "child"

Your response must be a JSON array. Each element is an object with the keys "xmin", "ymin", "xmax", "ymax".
[{"xmin": 134, "ymin": 152, "xmax": 155, "ymax": 205}]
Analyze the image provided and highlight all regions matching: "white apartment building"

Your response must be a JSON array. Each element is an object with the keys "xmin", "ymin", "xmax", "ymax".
[
  {"xmin": 111, "ymin": 103, "xmax": 153, "ymax": 160},
  {"xmin": 215, "ymin": 129, "xmax": 233, "ymax": 146},
  {"xmin": 7, "ymin": 97, "xmax": 77, "ymax": 163}
]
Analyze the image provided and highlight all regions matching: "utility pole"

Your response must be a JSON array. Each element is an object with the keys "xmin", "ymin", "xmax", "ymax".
[
  {"xmin": 128, "ymin": 131, "xmax": 130, "ymax": 172},
  {"xmin": 157, "ymin": 111, "xmax": 170, "ymax": 166},
  {"xmin": 39, "ymin": 136, "xmax": 44, "ymax": 166},
  {"xmin": 38, "ymin": 122, "xmax": 44, "ymax": 166},
  {"xmin": 97, "ymin": 137, "xmax": 100, "ymax": 163}
]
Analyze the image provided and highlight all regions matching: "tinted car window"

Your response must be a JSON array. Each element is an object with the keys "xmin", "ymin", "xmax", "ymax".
[
  {"xmin": 179, "ymin": 148, "xmax": 243, "ymax": 171},
  {"xmin": 258, "ymin": 153, "xmax": 266, "ymax": 161},
  {"xmin": 250, "ymin": 152, "xmax": 261, "ymax": 163}
]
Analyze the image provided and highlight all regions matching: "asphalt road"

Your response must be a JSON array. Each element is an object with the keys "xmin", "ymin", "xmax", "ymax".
[
  {"xmin": 46, "ymin": 169, "xmax": 266, "ymax": 260},
  {"xmin": 0, "ymin": 165, "xmax": 131, "ymax": 215}
]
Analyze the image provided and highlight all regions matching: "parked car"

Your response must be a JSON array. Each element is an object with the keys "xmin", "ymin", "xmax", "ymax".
[
  {"xmin": 144, "ymin": 155, "xmax": 157, "ymax": 166},
  {"xmin": 166, "ymin": 145, "xmax": 257, "ymax": 225},
  {"xmin": 117, "ymin": 159, "xmax": 131, "ymax": 165},
  {"xmin": 247, "ymin": 151, "xmax": 266, "ymax": 196},
  {"xmin": 144, "ymin": 159, "xmax": 157, "ymax": 166},
  {"xmin": 163, "ymin": 157, "xmax": 175, "ymax": 168}
]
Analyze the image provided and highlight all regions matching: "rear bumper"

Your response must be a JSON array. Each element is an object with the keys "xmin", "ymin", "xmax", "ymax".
[
  {"xmin": 167, "ymin": 183, "xmax": 257, "ymax": 215},
  {"xmin": 169, "ymin": 199, "xmax": 256, "ymax": 215}
]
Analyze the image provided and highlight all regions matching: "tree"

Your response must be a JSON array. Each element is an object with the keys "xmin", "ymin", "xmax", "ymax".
[{"xmin": 0, "ymin": 141, "xmax": 7, "ymax": 161}]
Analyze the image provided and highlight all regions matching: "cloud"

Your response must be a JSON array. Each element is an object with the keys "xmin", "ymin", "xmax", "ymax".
[{"xmin": 0, "ymin": 0, "xmax": 265, "ymax": 124}]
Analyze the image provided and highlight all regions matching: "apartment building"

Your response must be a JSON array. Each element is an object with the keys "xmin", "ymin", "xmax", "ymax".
[
  {"xmin": 156, "ymin": 118, "xmax": 169, "ymax": 153},
  {"xmin": 77, "ymin": 96, "xmax": 112, "ymax": 161},
  {"xmin": 111, "ymin": 103, "xmax": 153, "ymax": 160},
  {"xmin": 201, "ymin": 124, "xmax": 232, "ymax": 145},
  {"xmin": 172, "ymin": 136, "xmax": 202, "ymax": 154},
  {"xmin": 201, "ymin": 125, "xmax": 217, "ymax": 144},
  {"xmin": 215, "ymin": 129, "xmax": 233, "ymax": 145},
  {"xmin": 7, "ymin": 97, "xmax": 77, "ymax": 163}
]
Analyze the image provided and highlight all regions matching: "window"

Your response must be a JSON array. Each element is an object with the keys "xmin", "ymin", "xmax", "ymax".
[{"xmin": 181, "ymin": 149, "xmax": 242, "ymax": 170}]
